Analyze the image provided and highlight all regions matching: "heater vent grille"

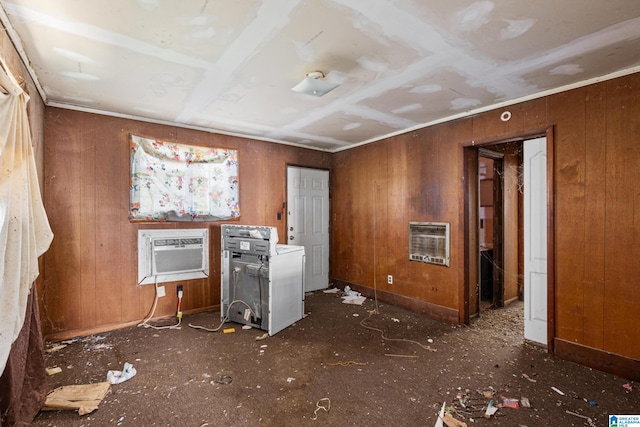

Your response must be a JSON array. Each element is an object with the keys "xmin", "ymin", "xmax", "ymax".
[{"xmin": 409, "ymin": 222, "xmax": 450, "ymax": 267}]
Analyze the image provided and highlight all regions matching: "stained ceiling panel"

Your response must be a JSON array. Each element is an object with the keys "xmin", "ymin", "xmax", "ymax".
[{"xmin": 1, "ymin": 0, "xmax": 640, "ymax": 151}]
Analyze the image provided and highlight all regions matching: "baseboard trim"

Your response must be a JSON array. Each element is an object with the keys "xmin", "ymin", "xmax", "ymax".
[
  {"xmin": 504, "ymin": 296, "xmax": 520, "ymax": 305},
  {"xmin": 554, "ymin": 338, "xmax": 640, "ymax": 382},
  {"xmin": 333, "ymin": 279, "xmax": 459, "ymax": 324},
  {"xmin": 45, "ymin": 305, "xmax": 219, "ymax": 342}
]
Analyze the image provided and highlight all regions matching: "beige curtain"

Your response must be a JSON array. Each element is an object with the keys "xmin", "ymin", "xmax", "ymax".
[{"xmin": 0, "ymin": 59, "xmax": 53, "ymax": 375}]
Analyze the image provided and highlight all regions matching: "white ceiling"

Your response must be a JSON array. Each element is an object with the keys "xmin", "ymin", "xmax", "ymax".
[{"xmin": 2, "ymin": 0, "xmax": 640, "ymax": 152}]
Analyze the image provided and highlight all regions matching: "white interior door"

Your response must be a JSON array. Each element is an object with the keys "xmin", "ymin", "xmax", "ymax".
[
  {"xmin": 287, "ymin": 167, "xmax": 329, "ymax": 292},
  {"xmin": 524, "ymin": 137, "xmax": 548, "ymax": 345}
]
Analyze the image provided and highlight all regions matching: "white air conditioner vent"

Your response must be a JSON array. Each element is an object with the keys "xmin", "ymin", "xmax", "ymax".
[
  {"xmin": 409, "ymin": 222, "xmax": 450, "ymax": 267},
  {"xmin": 138, "ymin": 228, "xmax": 209, "ymax": 285}
]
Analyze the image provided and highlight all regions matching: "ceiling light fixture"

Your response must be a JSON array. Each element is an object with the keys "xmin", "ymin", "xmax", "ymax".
[{"xmin": 291, "ymin": 71, "xmax": 339, "ymax": 97}]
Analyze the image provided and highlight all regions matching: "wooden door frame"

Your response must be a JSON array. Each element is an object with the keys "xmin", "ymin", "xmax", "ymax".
[{"xmin": 462, "ymin": 127, "xmax": 555, "ymax": 352}]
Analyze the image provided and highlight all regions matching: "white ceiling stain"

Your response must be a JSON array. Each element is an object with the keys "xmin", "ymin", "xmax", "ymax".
[
  {"xmin": 59, "ymin": 94, "xmax": 94, "ymax": 104},
  {"xmin": 411, "ymin": 84, "xmax": 442, "ymax": 94},
  {"xmin": 451, "ymin": 98, "xmax": 482, "ymax": 110},
  {"xmin": 1, "ymin": 0, "xmax": 640, "ymax": 152},
  {"xmin": 293, "ymin": 40, "xmax": 316, "ymax": 63},
  {"xmin": 452, "ymin": 1, "xmax": 495, "ymax": 32},
  {"xmin": 343, "ymin": 122, "xmax": 361, "ymax": 131},
  {"xmin": 136, "ymin": 0, "xmax": 159, "ymax": 12},
  {"xmin": 174, "ymin": 0, "xmax": 300, "ymax": 123},
  {"xmin": 53, "ymin": 47, "xmax": 92, "ymax": 64},
  {"xmin": 392, "ymin": 103, "xmax": 422, "ymax": 114},
  {"xmin": 60, "ymin": 71, "xmax": 100, "ymax": 81},
  {"xmin": 133, "ymin": 106, "xmax": 157, "ymax": 114},
  {"xmin": 187, "ymin": 27, "xmax": 216, "ymax": 41},
  {"xmin": 500, "ymin": 19, "xmax": 536, "ymax": 40},
  {"xmin": 187, "ymin": 15, "xmax": 210, "ymax": 26},
  {"xmin": 550, "ymin": 64, "xmax": 584, "ymax": 75},
  {"xmin": 357, "ymin": 56, "xmax": 390, "ymax": 74}
]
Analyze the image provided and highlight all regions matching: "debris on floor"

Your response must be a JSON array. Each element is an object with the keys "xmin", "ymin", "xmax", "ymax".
[
  {"xmin": 484, "ymin": 402, "xmax": 498, "ymax": 418},
  {"xmin": 45, "ymin": 344, "xmax": 67, "ymax": 353},
  {"xmin": 42, "ymin": 382, "xmax": 111, "ymax": 416},
  {"xmin": 434, "ymin": 401, "xmax": 446, "ymax": 427},
  {"xmin": 46, "ymin": 366, "xmax": 62, "ymax": 376},
  {"xmin": 565, "ymin": 410, "xmax": 596, "ymax": 427},
  {"xmin": 441, "ymin": 412, "xmax": 467, "ymax": 427},
  {"xmin": 341, "ymin": 286, "xmax": 367, "ymax": 305},
  {"xmin": 445, "ymin": 387, "xmax": 528, "ymax": 423},
  {"xmin": 106, "ymin": 362, "xmax": 137, "ymax": 384},
  {"xmin": 34, "ymin": 293, "xmax": 639, "ymax": 426},
  {"xmin": 311, "ymin": 398, "xmax": 330, "ymax": 421}
]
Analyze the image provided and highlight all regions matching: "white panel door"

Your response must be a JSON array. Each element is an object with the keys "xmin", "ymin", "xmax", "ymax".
[
  {"xmin": 524, "ymin": 137, "xmax": 548, "ymax": 345},
  {"xmin": 287, "ymin": 167, "xmax": 329, "ymax": 292}
]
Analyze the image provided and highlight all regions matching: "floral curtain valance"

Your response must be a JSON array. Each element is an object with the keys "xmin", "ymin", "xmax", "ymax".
[{"xmin": 129, "ymin": 134, "xmax": 240, "ymax": 221}]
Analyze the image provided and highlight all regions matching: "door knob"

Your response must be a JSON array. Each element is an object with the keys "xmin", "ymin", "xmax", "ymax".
[{"xmin": 289, "ymin": 236, "xmax": 294, "ymax": 240}]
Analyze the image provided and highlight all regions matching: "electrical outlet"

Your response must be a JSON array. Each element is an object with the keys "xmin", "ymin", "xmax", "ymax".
[
  {"xmin": 387, "ymin": 275, "xmax": 393, "ymax": 284},
  {"xmin": 176, "ymin": 284, "xmax": 183, "ymax": 295},
  {"xmin": 157, "ymin": 286, "xmax": 166, "ymax": 298}
]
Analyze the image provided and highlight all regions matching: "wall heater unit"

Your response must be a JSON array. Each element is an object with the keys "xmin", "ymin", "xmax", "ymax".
[
  {"xmin": 409, "ymin": 222, "xmax": 450, "ymax": 267},
  {"xmin": 137, "ymin": 228, "xmax": 209, "ymax": 285}
]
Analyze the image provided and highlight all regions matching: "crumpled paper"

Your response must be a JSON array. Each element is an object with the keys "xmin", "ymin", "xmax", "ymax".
[{"xmin": 106, "ymin": 362, "xmax": 137, "ymax": 384}]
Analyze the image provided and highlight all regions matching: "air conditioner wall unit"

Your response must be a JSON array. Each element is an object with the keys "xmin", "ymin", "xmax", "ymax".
[{"xmin": 137, "ymin": 228, "xmax": 209, "ymax": 285}]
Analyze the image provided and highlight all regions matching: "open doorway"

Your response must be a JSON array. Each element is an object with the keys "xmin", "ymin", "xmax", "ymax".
[
  {"xmin": 466, "ymin": 142, "xmax": 523, "ymax": 316},
  {"xmin": 477, "ymin": 143, "xmax": 522, "ymax": 316},
  {"xmin": 478, "ymin": 150, "xmax": 505, "ymax": 312},
  {"xmin": 463, "ymin": 131, "xmax": 554, "ymax": 350}
]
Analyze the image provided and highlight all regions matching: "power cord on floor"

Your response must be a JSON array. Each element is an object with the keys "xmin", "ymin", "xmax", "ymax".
[
  {"xmin": 137, "ymin": 277, "xmax": 183, "ymax": 330},
  {"xmin": 359, "ymin": 310, "xmax": 436, "ymax": 352},
  {"xmin": 188, "ymin": 268, "xmax": 257, "ymax": 333},
  {"xmin": 188, "ymin": 299, "xmax": 256, "ymax": 332}
]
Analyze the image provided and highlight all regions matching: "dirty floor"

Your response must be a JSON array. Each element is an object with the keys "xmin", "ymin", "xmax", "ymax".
[{"xmin": 34, "ymin": 291, "xmax": 638, "ymax": 426}]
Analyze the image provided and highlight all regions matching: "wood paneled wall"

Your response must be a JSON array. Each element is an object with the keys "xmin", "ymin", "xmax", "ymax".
[
  {"xmin": 42, "ymin": 108, "xmax": 331, "ymax": 339},
  {"xmin": 332, "ymin": 120, "xmax": 471, "ymax": 323},
  {"xmin": 331, "ymin": 72, "xmax": 640, "ymax": 369},
  {"xmin": 41, "ymin": 73, "xmax": 640, "ymax": 377}
]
